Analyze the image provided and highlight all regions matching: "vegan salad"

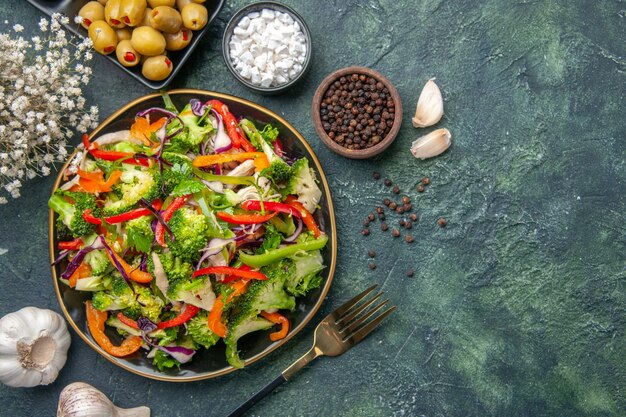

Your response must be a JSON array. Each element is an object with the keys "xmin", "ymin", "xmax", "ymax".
[{"xmin": 49, "ymin": 94, "xmax": 327, "ymax": 370}]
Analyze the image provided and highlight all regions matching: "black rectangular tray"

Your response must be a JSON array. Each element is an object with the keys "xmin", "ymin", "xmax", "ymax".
[{"xmin": 26, "ymin": 0, "xmax": 225, "ymax": 90}]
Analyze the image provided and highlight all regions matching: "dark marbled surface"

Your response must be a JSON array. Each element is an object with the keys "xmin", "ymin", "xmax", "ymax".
[{"xmin": 0, "ymin": 1, "xmax": 624, "ymax": 416}]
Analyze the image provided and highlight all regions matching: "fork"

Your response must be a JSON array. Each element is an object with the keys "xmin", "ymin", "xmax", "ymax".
[{"xmin": 226, "ymin": 284, "xmax": 396, "ymax": 417}]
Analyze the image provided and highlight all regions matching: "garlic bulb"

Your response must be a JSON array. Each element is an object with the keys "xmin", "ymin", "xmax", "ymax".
[
  {"xmin": 0, "ymin": 307, "xmax": 71, "ymax": 387},
  {"xmin": 412, "ymin": 78, "xmax": 444, "ymax": 128},
  {"xmin": 58, "ymin": 382, "xmax": 151, "ymax": 417},
  {"xmin": 410, "ymin": 128, "xmax": 452, "ymax": 159}
]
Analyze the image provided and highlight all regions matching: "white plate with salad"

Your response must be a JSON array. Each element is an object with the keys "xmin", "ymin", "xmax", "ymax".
[{"xmin": 48, "ymin": 89, "xmax": 336, "ymax": 381}]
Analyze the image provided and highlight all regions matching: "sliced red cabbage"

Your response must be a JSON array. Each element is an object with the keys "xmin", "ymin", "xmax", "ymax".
[
  {"xmin": 60, "ymin": 238, "xmax": 104, "ymax": 279},
  {"xmin": 158, "ymin": 345, "xmax": 196, "ymax": 363},
  {"xmin": 284, "ymin": 218, "xmax": 303, "ymax": 242},
  {"xmin": 189, "ymin": 99, "xmax": 209, "ymax": 117},
  {"xmin": 98, "ymin": 236, "xmax": 134, "ymax": 289}
]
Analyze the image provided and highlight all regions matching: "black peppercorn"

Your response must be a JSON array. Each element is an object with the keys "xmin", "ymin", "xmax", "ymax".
[
  {"xmin": 402, "ymin": 196, "xmax": 410, "ymax": 204},
  {"xmin": 422, "ymin": 177, "xmax": 430, "ymax": 185},
  {"xmin": 417, "ymin": 185, "xmax": 424, "ymax": 193},
  {"xmin": 363, "ymin": 219, "xmax": 370, "ymax": 227},
  {"xmin": 409, "ymin": 213, "xmax": 418, "ymax": 221},
  {"xmin": 396, "ymin": 207, "xmax": 404, "ymax": 214},
  {"xmin": 368, "ymin": 250, "xmax": 376, "ymax": 258},
  {"xmin": 404, "ymin": 221, "xmax": 412, "ymax": 229},
  {"xmin": 383, "ymin": 198, "xmax": 391, "ymax": 206},
  {"xmin": 362, "ymin": 228, "xmax": 370, "ymax": 235},
  {"xmin": 405, "ymin": 234, "xmax": 414, "ymax": 243},
  {"xmin": 368, "ymin": 262, "xmax": 377, "ymax": 270},
  {"xmin": 399, "ymin": 220, "xmax": 406, "ymax": 227},
  {"xmin": 381, "ymin": 222, "xmax": 388, "ymax": 231},
  {"xmin": 437, "ymin": 218, "xmax": 447, "ymax": 227},
  {"xmin": 373, "ymin": 171, "xmax": 380, "ymax": 180},
  {"xmin": 389, "ymin": 202, "xmax": 398, "ymax": 210},
  {"xmin": 392, "ymin": 186, "xmax": 400, "ymax": 194},
  {"xmin": 384, "ymin": 178, "xmax": 392, "ymax": 186},
  {"xmin": 392, "ymin": 228, "xmax": 400, "ymax": 237},
  {"xmin": 375, "ymin": 206, "xmax": 384, "ymax": 214},
  {"xmin": 406, "ymin": 269, "xmax": 414, "ymax": 277},
  {"xmin": 403, "ymin": 203, "xmax": 412, "ymax": 211}
]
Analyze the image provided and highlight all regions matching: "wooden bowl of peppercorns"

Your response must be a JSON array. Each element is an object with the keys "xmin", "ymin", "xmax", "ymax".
[{"xmin": 312, "ymin": 66, "xmax": 402, "ymax": 159}]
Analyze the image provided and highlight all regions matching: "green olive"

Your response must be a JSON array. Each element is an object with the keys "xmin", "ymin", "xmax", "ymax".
[
  {"xmin": 181, "ymin": 3, "xmax": 207, "ymax": 30},
  {"xmin": 176, "ymin": 0, "xmax": 193, "ymax": 9},
  {"xmin": 147, "ymin": 0, "xmax": 175, "ymax": 7},
  {"xmin": 139, "ymin": 7, "xmax": 152, "ymax": 26},
  {"xmin": 115, "ymin": 40, "xmax": 141, "ymax": 67},
  {"xmin": 88, "ymin": 20, "xmax": 118, "ymax": 55},
  {"xmin": 97, "ymin": 0, "xmax": 108, "ymax": 5},
  {"xmin": 104, "ymin": 0, "xmax": 126, "ymax": 28},
  {"xmin": 142, "ymin": 55, "xmax": 173, "ymax": 81},
  {"xmin": 149, "ymin": 6, "xmax": 182, "ymax": 34},
  {"xmin": 120, "ymin": 0, "xmax": 147, "ymax": 26},
  {"xmin": 115, "ymin": 27, "xmax": 132, "ymax": 41},
  {"xmin": 164, "ymin": 28, "xmax": 192, "ymax": 51},
  {"xmin": 78, "ymin": 2, "xmax": 105, "ymax": 30},
  {"xmin": 130, "ymin": 26, "xmax": 166, "ymax": 56}
]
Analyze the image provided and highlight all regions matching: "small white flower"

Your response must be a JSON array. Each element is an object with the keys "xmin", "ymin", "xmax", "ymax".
[{"xmin": 12, "ymin": 24, "xmax": 24, "ymax": 32}]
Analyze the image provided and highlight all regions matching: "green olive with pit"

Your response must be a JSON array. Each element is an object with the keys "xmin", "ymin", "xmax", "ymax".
[
  {"xmin": 130, "ymin": 26, "xmax": 166, "ymax": 56},
  {"xmin": 181, "ymin": 3, "xmax": 208, "ymax": 30},
  {"xmin": 104, "ymin": 0, "xmax": 126, "ymax": 28},
  {"xmin": 78, "ymin": 1, "xmax": 105, "ymax": 29},
  {"xmin": 147, "ymin": 0, "xmax": 175, "ymax": 7},
  {"xmin": 164, "ymin": 28, "xmax": 192, "ymax": 51},
  {"xmin": 88, "ymin": 20, "xmax": 118, "ymax": 54},
  {"xmin": 115, "ymin": 27, "xmax": 132, "ymax": 41},
  {"xmin": 116, "ymin": 40, "xmax": 141, "ymax": 66},
  {"xmin": 176, "ymin": 0, "xmax": 193, "ymax": 10},
  {"xmin": 149, "ymin": 6, "xmax": 182, "ymax": 34},
  {"xmin": 142, "ymin": 55, "xmax": 173, "ymax": 81},
  {"xmin": 120, "ymin": 0, "xmax": 147, "ymax": 26}
]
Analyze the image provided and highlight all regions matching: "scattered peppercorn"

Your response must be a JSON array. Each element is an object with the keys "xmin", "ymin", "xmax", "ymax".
[
  {"xmin": 422, "ymin": 177, "xmax": 430, "ymax": 185},
  {"xmin": 405, "ymin": 234, "xmax": 414, "ymax": 243},
  {"xmin": 373, "ymin": 171, "xmax": 381, "ymax": 180},
  {"xmin": 363, "ymin": 219, "xmax": 370, "ymax": 227},
  {"xmin": 389, "ymin": 202, "xmax": 398, "ymax": 210},
  {"xmin": 383, "ymin": 198, "xmax": 391, "ymax": 206},
  {"xmin": 384, "ymin": 178, "xmax": 392, "ymax": 186},
  {"xmin": 437, "ymin": 217, "xmax": 447, "ymax": 227},
  {"xmin": 409, "ymin": 213, "xmax": 418, "ymax": 221},
  {"xmin": 381, "ymin": 222, "xmax": 389, "ymax": 231},
  {"xmin": 392, "ymin": 186, "xmax": 400, "ymax": 194},
  {"xmin": 396, "ymin": 207, "xmax": 405, "ymax": 214},
  {"xmin": 375, "ymin": 206, "xmax": 384, "ymax": 214},
  {"xmin": 417, "ymin": 185, "xmax": 424, "ymax": 193},
  {"xmin": 402, "ymin": 196, "xmax": 410, "ymax": 204},
  {"xmin": 406, "ymin": 269, "xmax": 414, "ymax": 277},
  {"xmin": 321, "ymin": 73, "xmax": 394, "ymax": 150},
  {"xmin": 403, "ymin": 203, "xmax": 412, "ymax": 211},
  {"xmin": 378, "ymin": 213, "xmax": 386, "ymax": 221},
  {"xmin": 404, "ymin": 221, "xmax": 412, "ymax": 229},
  {"xmin": 362, "ymin": 228, "xmax": 371, "ymax": 235},
  {"xmin": 368, "ymin": 262, "xmax": 377, "ymax": 270},
  {"xmin": 392, "ymin": 228, "xmax": 400, "ymax": 237},
  {"xmin": 399, "ymin": 219, "xmax": 406, "ymax": 227},
  {"xmin": 368, "ymin": 250, "xmax": 376, "ymax": 258}
]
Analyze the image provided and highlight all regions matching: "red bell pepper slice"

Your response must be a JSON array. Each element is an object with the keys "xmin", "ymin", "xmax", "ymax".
[
  {"xmin": 157, "ymin": 304, "xmax": 200, "ymax": 329},
  {"xmin": 241, "ymin": 200, "xmax": 302, "ymax": 218},
  {"xmin": 205, "ymin": 100, "xmax": 256, "ymax": 152},
  {"xmin": 104, "ymin": 199, "xmax": 163, "ymax": 224},
  {"xmin": 216, "ymin": 211, "xmax": 277, "ymax": 225},
  {"xmin": 260, "ymin": 311, "xmax": 290, "ymax": 341},
  {"xmin": 117, "ymin": 312, "xmax": 140, "ymax": 330},
  {"xmin": 285, "ymin": 196, "xmax": 321, "ymax": 238},
  {"xmin": 192, "ymin": 266, "xmax": 267, "ymax": 281},
  {"xmin": 155, "ymin": 195, "xmax": 189, "ymax": 246},
  {"xmin": 58, "ymin": 238, "xmax": 83, "ymax": 251},
  {"xmin": 82, "ymin": 209, "xmax": 101, "ymax": 225}
]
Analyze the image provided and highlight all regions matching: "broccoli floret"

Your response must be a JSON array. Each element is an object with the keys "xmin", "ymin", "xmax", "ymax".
[
  {"xmin": 285, "ymin": 158, "xmax": 322, "ymax": 212},
  {"xmin": 91, "ymin": 274, "xmax": 162, "ymax": 322},
  {"xmin": 135, "ymin": 285, "xmax": 164, "ymax": 322},
  {"xmin": 166, "ymin": 104, "xmax": 213, "ymax": 153},
  {"xmin": 91, "ymin": 275, "xmax": 136, "ymax": 311},
  {"xmin": 167, "ymin": 207, "xmax": 212, "ymax": 262},
  {"xmin": 224, "ymin": 269, "xmax": 295, "ymax": 368},
  {"xmin": 48, "ymin": 190, "xmax": 99, "ymax": 238},
  {"xmin": 286, "ymin": 250, "xmax": 324, "ymax": 296},
  {"xmin": 126, "ymin": 216, "xmax": 155, "ymax": 253},
  {"xmin": 259, "ymin": 124, "xmax": 279, "ymax": 143},
  {"xmin": 261, "ymin": 160, "xmax": 294, "ymax": 185},
  {"xmin": 84, "ymin": 249, "xmax": 111, "ymax": 276},
  {"xmin": 163, "ymin": 163, "xmax": 204, "ymax": 197},
  {"xmin": 106, "ymin": 316, "xmax": 141, "ymax": 336},
  {"xmin": 187, "ymin": 311, "xmax": 220, "ymax": 349},
  {"xmin": 153, "ymin": 349, "xmax": 181, "ymax": 371},
  {"xmin": 102, "ymin": 168, "xmax": 162, "ymax": 216}
]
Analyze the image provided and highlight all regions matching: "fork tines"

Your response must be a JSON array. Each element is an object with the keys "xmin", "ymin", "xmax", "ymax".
[{"xmin": 333, "ymin": 284, "xmax": 396, "ymax": 345}]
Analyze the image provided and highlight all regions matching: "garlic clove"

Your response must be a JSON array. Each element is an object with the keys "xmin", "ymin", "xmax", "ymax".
[
  {"xmin": 58, "ymin": 382, "xmax": 151, "ymax": 417},
  {"xmin": 410, "ymin": 128, "xmax": 451, "ymax": 159},
  {"xmin": 412, "ymin": 78, "xmax": 444, "ymax": 128}
]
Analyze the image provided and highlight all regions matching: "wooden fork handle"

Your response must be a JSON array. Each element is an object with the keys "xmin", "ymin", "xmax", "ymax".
[{"xmin": 225, "ymin": 374, "xmax": 286, "ymax": 417}]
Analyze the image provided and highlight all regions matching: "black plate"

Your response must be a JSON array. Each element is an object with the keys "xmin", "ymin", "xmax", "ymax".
[
  {"xmin": 49, "ymin": 90, "xmax": 337, "ymax": 381},
  {"xmin": 26, "ymin": 0, "xmax": 225, "ymax": 89}
]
